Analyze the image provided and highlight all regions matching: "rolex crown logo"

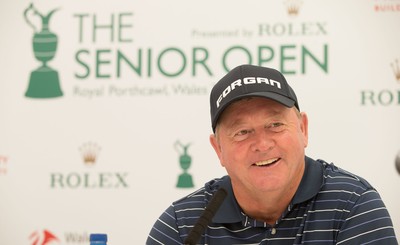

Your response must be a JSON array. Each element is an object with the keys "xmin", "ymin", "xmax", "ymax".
[
  {"xmin": 285, "ymin": 0, "xmax": 302, "ymax": 16},
  {"xmin": 391, "ymin": 59, "xmax": 400, "ymax": 82},
  {"xmin": 79, "ymin": 142, "xmax": 101, "ymax": 165}
]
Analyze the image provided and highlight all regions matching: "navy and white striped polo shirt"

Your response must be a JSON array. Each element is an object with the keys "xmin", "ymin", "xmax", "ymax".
[{"xmin": 146, "ymin": 157, "xmax": 398, "ymax": 244}]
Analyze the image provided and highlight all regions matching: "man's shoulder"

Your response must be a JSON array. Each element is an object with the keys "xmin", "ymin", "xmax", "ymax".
[
  {"xmin": 172, "ymin": 176, "xmax": 229, "ymax": 207},
  {"xmin": 316, "ymin": 159, "xmax": 375, "ymax": 193}
]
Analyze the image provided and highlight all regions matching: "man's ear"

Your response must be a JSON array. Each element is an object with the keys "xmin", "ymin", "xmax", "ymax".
[
  {"xmin": 300, "ymin": 112, "xmax": 309, "ymax": 147},
  {"xmin": 210, "ymin": 134, "xmax": 225, "ymax": 167}
]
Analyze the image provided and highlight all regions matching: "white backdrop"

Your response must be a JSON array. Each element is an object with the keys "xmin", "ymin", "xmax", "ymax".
[{"xmin": 0, "ymin": 0, "xmax": 399, "ymax": 244}]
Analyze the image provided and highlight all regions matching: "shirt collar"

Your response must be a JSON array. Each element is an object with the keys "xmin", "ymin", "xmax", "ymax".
[{"xmin": 212, "ymin": 156, "xmax": 324, "ymax": 224}]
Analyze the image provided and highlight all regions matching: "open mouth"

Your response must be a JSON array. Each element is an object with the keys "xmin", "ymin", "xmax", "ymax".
[{"xmin": 253, "ymin": 158, "xmax": 280, "ymax": 167}]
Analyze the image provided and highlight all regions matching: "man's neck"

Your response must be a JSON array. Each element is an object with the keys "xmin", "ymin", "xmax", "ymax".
[
  {"xmin": 233, "ymin": 165, "xmax": 305, "ymax": 225},
  {"xmin": 237, "ymin": 188, "xmax": 295, "ymax": 225}
]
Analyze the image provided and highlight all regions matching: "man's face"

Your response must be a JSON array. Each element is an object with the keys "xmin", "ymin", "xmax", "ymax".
[{"xmin": 210, "ymin": 97, "xmax": 308, "ymax": 196}]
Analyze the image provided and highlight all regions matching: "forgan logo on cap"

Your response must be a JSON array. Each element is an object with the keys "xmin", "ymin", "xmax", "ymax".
[{"xmin": 216, "ymin": 77, "xmax": 282, "ymax": 108}]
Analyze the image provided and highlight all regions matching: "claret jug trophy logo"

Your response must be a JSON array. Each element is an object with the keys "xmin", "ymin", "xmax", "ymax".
[
  {"xmin": 175, "ymin": 140, "xmax": 194, "ymax": 188},
  {"xmin": 23, "ymin": 3, "xmax": 63, "ymax": 98}
]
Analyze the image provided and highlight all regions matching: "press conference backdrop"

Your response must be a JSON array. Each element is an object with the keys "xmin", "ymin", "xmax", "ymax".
[{"xmin": 0, "ymin": 0, "xmax": 399, "ymax": 244}]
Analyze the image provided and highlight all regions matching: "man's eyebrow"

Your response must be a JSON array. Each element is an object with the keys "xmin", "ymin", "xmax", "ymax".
[{"xmin": 225, "ymin": 110, "xmax": 285, "ymax": 130}]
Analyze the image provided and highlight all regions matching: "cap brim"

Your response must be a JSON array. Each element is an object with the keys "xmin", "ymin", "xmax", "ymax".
[{"xmin": 212, "ymin": 92, "xmax": 296, "ymax": 131}]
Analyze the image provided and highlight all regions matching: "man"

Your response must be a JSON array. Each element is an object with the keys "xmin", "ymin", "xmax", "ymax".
[{"xmin": 146, "ymin": 65, "xmax": 398, "ymax": 244}]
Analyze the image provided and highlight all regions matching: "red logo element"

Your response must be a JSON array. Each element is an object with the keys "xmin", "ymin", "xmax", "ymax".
[
  {"xmin": 374, "ymin": 0, "xmax": 400, "ymax": 12},
  {"xmin": 0, "ymin": 155, "xmax": 7, "ymax": 175},
  {"xmin": 30, "ymin": 230, "xmax": 59, "ymax": 245}
]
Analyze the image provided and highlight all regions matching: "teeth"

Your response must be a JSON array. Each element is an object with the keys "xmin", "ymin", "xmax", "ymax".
[{"xmin": 254, "ymin": 158, "xmax": 278, "ymax": 166}]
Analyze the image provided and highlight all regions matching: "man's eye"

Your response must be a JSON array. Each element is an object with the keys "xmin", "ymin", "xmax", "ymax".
[
  {"xmin": 270, "ymin": 122, "xmax": 283, "ymax": 128},
  {"xmin": 268, "ymin": 122, "xmax": 285, "ymax": 131},
  {"xmin": 235, "ymin": 129, "xmax": 251, "ymax": 136},
  {"xmin": 233, "ymin": 129, "xmax": 253, "ymax": 141}
]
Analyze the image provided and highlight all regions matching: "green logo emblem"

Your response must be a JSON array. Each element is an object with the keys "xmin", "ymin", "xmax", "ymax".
[
  {"xmin": 175, "ymin": 140, "xmax": 194, "ymax": 188},
  {"xmin": 23, "ymin": 4, "xmax": 63, "ymax": 98}
]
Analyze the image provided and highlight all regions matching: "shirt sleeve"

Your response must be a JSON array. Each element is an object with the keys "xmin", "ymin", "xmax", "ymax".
[
  {"xmin": 336, "ymin": 189, "xmax": 398, "ymax": 244},
  {"xmin": 146, "ymin": 205, "xmax": 184, "ymax": 245}
]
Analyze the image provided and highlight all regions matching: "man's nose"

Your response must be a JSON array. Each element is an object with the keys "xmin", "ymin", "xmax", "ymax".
[{"xmin": 250, "ymin": 130, "xmax": 275, "ymax": 152}]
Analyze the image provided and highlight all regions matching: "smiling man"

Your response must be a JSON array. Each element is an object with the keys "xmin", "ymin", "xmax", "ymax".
[{"xmin": 146, "ymin": 65, "xmax": 398, "ymax": 244}]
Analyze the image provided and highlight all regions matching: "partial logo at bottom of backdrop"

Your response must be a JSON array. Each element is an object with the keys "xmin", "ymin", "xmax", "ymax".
[
  {"xmin": 175, "ymin": 140, "xmax": 194, "ymax": 188},
  {"xmin": 23, "ymin": 3, "xmax": 63, "ymax": 99},
  {"xmin": 30, "ymin": 229, "xmax": 90, "ymax": 245},
  {"xmin": 30, "ymin": 230, "xmax": 59, "ymax": 245}
]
